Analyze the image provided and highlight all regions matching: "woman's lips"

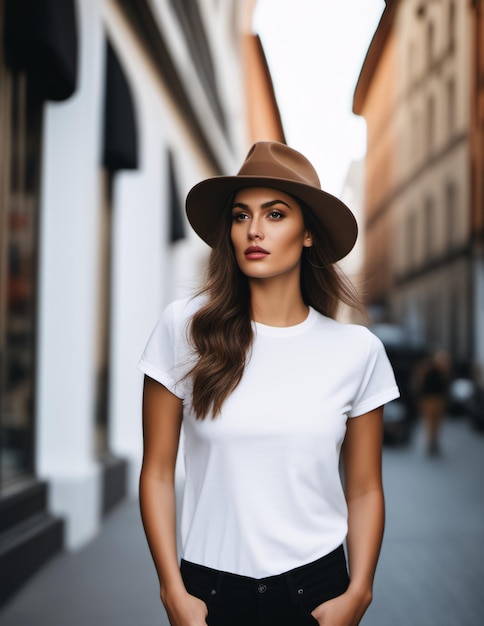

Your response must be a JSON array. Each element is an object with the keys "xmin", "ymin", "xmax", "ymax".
[{"xmin": 244, "ymin": 246, "xmax": 270, "ymax": 259}]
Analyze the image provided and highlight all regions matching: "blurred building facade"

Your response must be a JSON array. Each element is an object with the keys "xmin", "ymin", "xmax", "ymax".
[
  {"xmin": 354, "ymin": 0, "xmax": 483, "ymax": 379},
  {"xmin": 472, "ymin": 0, "xmax": 484, "ymax": 386},
  {"xmin": 0, "ymin": 0, "xmax": 283, "ymax": 605},
  {"xmin": 338, "ymin": 158, "xmax": 366, "ymax": 323},
  {"xmin": 353, "ymin": 5, "xmax": 398, "ymax": 314}
]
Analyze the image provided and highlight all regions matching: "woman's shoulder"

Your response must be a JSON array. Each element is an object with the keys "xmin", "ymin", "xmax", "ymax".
[
  {"xmin": 163, "ymin": 293, "xmax": 207, "ymax": 322},
  {"xmin": 312, "ymin": 312, "xmax": 384, "ymax": 357},
  {"xmin": 313, "ymin": 311, "xmax": 376, "ymax": 341},
  {"xmin": 153, "ymin": 294, "xmax": 208, "ymax": 344}
]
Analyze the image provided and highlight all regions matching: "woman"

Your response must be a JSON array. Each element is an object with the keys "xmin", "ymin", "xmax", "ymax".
[
  {"xmin": 138, "ymin": 141, "xmax": 399, "ymax": 626},
  {"xmin": 417, "ymin": 350, "xmax": 451, "ymax": 456}
]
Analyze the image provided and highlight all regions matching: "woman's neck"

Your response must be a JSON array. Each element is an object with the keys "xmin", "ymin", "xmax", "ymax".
[{"xmin": 249, "ymin": 277, "xmax": 308, "ymax": 327}]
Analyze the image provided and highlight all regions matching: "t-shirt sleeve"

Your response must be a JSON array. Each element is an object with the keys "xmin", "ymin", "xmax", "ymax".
[
  {"xmin": 137, "ymin": 300, "xmax": 190, "ymax": 399},
  {"xmin": 348, "ymin": 332, "xmax": 400, "ymax": 418}
]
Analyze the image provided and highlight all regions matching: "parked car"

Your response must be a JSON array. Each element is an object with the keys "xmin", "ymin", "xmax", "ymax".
[{"xmin": 369, "ymin": 324, "xmax": 427, "ymax": 445}]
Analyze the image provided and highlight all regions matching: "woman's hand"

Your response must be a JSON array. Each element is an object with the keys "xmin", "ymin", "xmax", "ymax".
[
  {"xmin": 162, "ymin": 586, "xmax": 209, "ymax": 626},
  {"xmin": 311, "ymin": 587, "xmax": 372, "ymax": 626}
]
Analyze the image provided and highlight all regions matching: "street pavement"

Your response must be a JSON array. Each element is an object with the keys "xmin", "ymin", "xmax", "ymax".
[{"xmin": 1, "ymin": 417, "xmax": 483, "ymax": 626}]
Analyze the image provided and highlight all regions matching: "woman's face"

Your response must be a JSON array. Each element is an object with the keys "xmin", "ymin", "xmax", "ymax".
[{"xmin": 230, "ymin": 187, "xmax": 312, "ymax": 281}]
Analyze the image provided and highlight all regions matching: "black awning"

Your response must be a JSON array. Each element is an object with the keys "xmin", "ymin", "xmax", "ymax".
[
  {"xmin": 102, "ymin": 40, "xmax": 139, "ymax": 172},
  {"xmin": 167, "ymin": 151, "xmax": 186, "ymax": 243},
  {"xmin": 4, "ymin": 0, "xmax": 78, "ymax": 101}
]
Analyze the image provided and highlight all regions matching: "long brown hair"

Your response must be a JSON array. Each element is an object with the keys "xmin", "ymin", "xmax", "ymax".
[{"xmin": 186, "ymin": 193, "xmax": 364, "ymax": 419}]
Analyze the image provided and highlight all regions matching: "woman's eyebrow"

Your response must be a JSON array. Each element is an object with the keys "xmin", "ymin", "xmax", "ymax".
[
  {"xmin": 261, "ymin": 199, "xmax": 292, "ymax": 209},
  {"xmin": 232, "ymin": 199, "xmax": 292, "ymax": 210}
]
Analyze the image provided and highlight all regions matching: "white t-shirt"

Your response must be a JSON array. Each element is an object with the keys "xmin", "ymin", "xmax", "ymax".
[{"xmin": 138, "ymin": 296, "xmax": 399, "ymax": 578}]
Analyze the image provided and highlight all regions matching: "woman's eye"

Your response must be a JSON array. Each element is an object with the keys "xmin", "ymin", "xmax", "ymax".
[
  {"xmin": 268, "ymin": 210, "xmax": 283, "ymax": 219},
  {"xmin": 232, "ymin": 212, "xmax": 249, "ymax": 221}
]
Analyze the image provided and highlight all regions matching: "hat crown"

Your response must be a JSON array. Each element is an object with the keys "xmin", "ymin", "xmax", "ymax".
[{"xmin": 237, "ymin": 141, "xmax": 321, "ymax": 190}]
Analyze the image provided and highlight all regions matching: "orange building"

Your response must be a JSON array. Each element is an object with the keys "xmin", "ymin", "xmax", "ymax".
[
  {"xmin": 353, "ymin": 2, "xmax": 399, "ymax": 317},
  {"xmin": 241, "ymin": 0, "xmax": 285, "ymax": 144},
  {"xmin": 355, "ymin": 0, "xmax": 475, "ymax": 375}
]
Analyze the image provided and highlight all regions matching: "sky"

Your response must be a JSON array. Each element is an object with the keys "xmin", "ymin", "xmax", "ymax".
[{"xmin": 253, "ymin": 0, "xmax": 385, "ymax": 197}]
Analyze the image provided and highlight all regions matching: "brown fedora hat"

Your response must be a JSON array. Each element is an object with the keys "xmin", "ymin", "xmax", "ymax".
[{"xmin": 186, "ymin": 141, "xmax": 357, "ymax": 262}]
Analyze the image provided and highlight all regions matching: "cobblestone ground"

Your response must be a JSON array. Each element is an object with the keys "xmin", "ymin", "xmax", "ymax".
[{"xmin": 1, "ymin": 418, "xmax": 483, "ymax": 626}]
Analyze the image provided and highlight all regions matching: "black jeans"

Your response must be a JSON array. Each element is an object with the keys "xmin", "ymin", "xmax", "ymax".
[{"xmin": 180, "ymin": 545, "xmax": 349, "ymax": 626}]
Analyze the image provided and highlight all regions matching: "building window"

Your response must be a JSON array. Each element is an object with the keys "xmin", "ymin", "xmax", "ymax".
[
  {"xmin": 427, "ymin": 20, "xmax": 435, "ymax": 69},
  {"xmin": 95, "ymin": 38, "xmax": 140, "ymax": 457},
  {"xmin": 0, "ymin": 66, "xmax": 43, "ymax": 488},
  {"xmin": 448, "ymin": 1, "xmax": 456, "ymax": 52},
  {"xmin": 447, "ymin": 77, "xmax": 456, "ymax": 136},
  {"xmin": 426, "ymin": 94, "xmax": 436, "ymax": 154},
  {"xmin": 408, "ymin": 41, "xmax": 416, "ymax": 85},
  {"xmin": 424, "ymin": 196, "xmax": 436, "ymax": 259},
  {"xmin": 93, "ymin": 170, "xmax": 112, "ymax": 457},
  {"xmin": 448, "ymin": 287, "xmax": 458, "ymax": 361},
  {"xmin": 406, "ymin": 210, "xmax": 417, "ymax": 269},
  {"xmin": 445, "ymin": 182, "xmax": 457, "ymax": 248},
  {"xmin": 411, "ymin": 109, "xmax": 421, "ymax": 163},
  {"xmin": 167, "ymin": 150, "xmax": 186, "ymax": 243}
]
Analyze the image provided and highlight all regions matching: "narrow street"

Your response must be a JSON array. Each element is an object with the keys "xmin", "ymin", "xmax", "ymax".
[
  {"xmin": 1, "ymin": 418, "xmax": 483, "ymax": 626},
  {"xmin": 364, "ymin": 418, "xmax": 484, "ymax": 626}
]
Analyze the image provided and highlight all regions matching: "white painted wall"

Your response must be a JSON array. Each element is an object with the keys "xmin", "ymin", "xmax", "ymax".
[
  {"xmin": 35, "ymin": 0, "xmax": 249, "ymax": 549},
  {"xmin": 36, "ymin": 0, "xmax": 105, "ymax": 550}
]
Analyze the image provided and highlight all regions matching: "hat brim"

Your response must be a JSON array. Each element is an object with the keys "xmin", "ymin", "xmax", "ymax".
[{"xmin": 186, "ymin": 175, "xmax": 358, "ymax": 263}]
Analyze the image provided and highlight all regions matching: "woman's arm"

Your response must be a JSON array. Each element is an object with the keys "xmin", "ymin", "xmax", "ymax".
[
  {"xmin": 139, "ymin": 375, "xmax": 208, "ymax": 626},
  {"xmin": 312, "ymin": 406, "xmax": 385, "ymax": 626},
  {"xmin": 342, "ymin": 406, "xmax": 385, "ymax": 606}
]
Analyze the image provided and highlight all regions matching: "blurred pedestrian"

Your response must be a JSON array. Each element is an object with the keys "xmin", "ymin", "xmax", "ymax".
[
  {"xmin": 417, "ymin": 350, "xmax": 451, "ymax": 456},
  {"xmin": 138, "ymin": 142, "xmax": 399, "ymax": 626}
]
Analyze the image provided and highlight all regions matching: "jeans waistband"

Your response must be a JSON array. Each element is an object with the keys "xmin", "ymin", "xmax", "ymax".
[{"xmin": 180, "ymin": 545, "xmax": 347, "ymax": 599}]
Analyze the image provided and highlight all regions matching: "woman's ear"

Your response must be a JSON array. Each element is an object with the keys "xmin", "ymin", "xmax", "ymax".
[{"xmin": 303, "ymin": 231, "xmax": 313, "ymax": 248}]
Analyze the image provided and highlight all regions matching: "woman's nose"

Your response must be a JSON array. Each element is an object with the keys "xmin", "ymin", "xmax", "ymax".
[{"xmin": 248, "ymin": 217, "xmax": 264, "ymax": 240}]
